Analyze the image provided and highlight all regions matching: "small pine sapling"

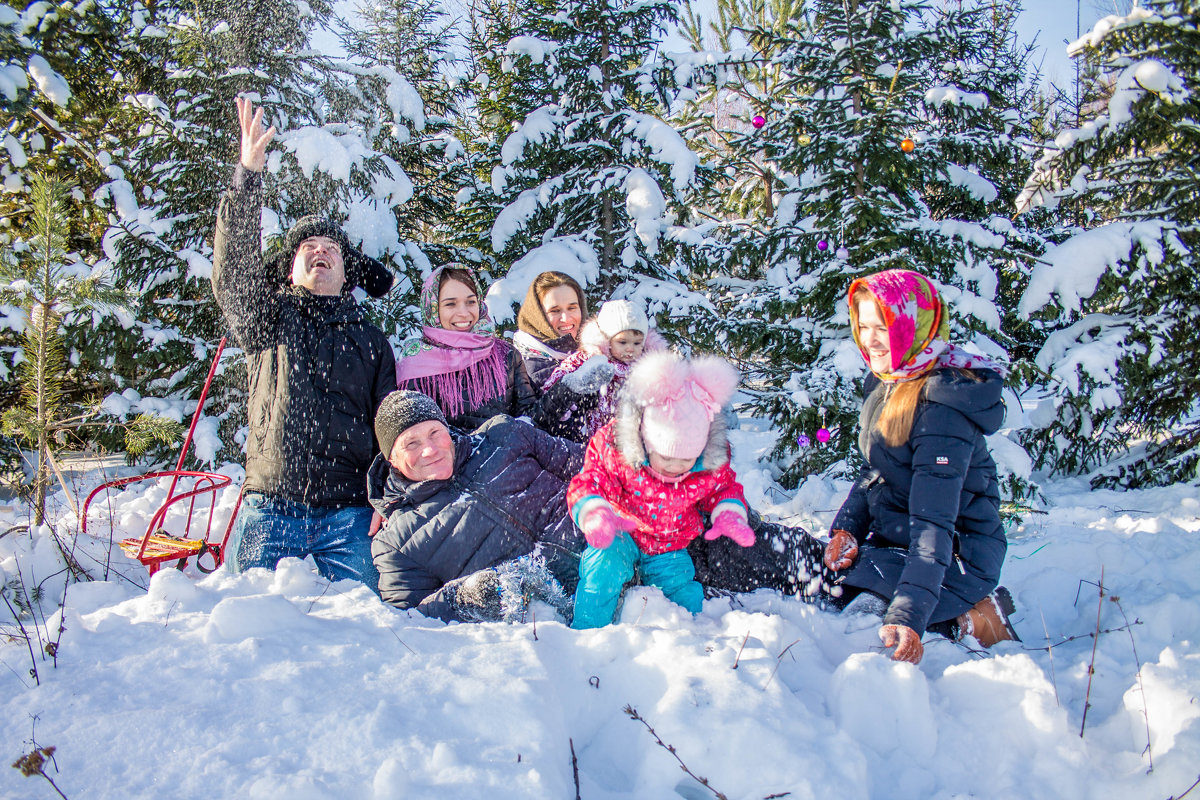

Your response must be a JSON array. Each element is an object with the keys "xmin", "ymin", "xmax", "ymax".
[{"xmin": 0, "ymin": 173, "xmax": 180, "ymax": 524}]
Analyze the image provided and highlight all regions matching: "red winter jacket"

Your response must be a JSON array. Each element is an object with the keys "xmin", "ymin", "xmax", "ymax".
[{"xmin": 567, "ymin": 422, "xmax": 747, "ymax": 555}]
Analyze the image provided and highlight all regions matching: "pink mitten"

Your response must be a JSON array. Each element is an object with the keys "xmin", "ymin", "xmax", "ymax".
[
  {"xmin": 580, "ymin": 506, "xmax": 637, "ymax": 549},
  {"xmin": 703, "ymin": 512, "xmax": 755, "ymax": 547}
]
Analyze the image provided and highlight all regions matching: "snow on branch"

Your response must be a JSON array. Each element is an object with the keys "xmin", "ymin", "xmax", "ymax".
[
  {"xmin": 622, "ymin": 112, "xmax": 697, "ymax": 193},
  {"xmin": 658, "ymin": 48, "xmax": 755, "ymax": 91},
  {"xmin": 485, "ymin": 237, "xmax": 600, "ymax": 323},
  {"xmin": 489, "ymin": 176, "xmax": 566, "ymax": 253},
  {"xmin": 1015, "ymin": 59, "xmax": 1186, "ymax": 214},
  {"xmin": 1018, "ymin": 221, "xmax": 1172, "ymax": 318},
  {"xmin": 625, "ymin": 167, "xmax": 666, "ymax": 256},
  {"xmin": 343, "ymin": 196, "xmax": 403, "ymax": 261},
  {"xmin": 1107, "ymin": 59, "xmax": 1187, "ymax": 128},
  {"xmin": 1033, "ymin": 313, "xmax": 1137, "ymax": 408},
  {"xmin": 504, "ymin": 35, "xmax": 558, "ymax": 67},
  {"xmin": 279, "ymin": 127, "xmax": 371, "ymax": 183},
  {"xmin": 1067, "ymin": 6, "xmax": 1163, "ymax": 54},
  {"xmin": 912, "ymin": 217, "xmax": 1007, "ymax": 250},
  {"xmin": 0, "ymin": 61, "xmax": 29, "ymax": 102},
  {"xmin": 613, "ymin": 275, "xmax": 716, "ymax": 320},
  {"xmin": 500, "ymin": 107, "xmax": 559, "ymax": 167},
  {"xmin": 27, "ymin": 54, "xmax": 69, "ymax": 106},
  {"xmin": 329, "ymin": 60, "xmax": 427, "ymax": 132},
  {"xmin": 944, "ymin": 163, "xmax": 998, "ymax": 203},
  {"xmin": 924, "ymin": 86, "xmax": 988, "ymax": 109}
]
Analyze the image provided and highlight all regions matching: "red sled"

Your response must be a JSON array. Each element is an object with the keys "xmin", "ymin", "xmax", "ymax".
[{"xmin": 82, "ymin": 337, "xmax": 242, "ymax": 576}]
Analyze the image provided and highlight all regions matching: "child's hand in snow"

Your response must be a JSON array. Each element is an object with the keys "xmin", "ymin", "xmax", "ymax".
[
  {"xmin": 703, "ymin": 511, "xmax": 755, "ymax": 547},
  {"xmin": 580, "ymin": 505, "xmax": 637, "ymax": 549}
]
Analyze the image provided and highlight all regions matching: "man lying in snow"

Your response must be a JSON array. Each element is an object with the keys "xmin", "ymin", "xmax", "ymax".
[
  {"xmin": 367, "ymin": 391, "xmax": 822, "ymax": 623},
  {"xmin": 367, "ymin": 391, "xmax": 585, "ymax": 621}
]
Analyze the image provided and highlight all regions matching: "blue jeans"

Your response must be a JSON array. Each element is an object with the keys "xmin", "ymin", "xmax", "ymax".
[
  {"xmin": 229, "ymin": 492, "xmax": 379, "ymax": 593},
  {"xmin": 571, "ymin": 532, "xmax": 703, "ymax": 629}
]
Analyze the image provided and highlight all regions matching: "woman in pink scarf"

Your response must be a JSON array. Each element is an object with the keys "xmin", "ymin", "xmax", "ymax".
[
  {"xmin": 822, "ymin": 269, "xmax": 1017, "ymax": 665},
  {"xmin": 396, "ymin": 265, "xmax": 536, "ymax": 431}
]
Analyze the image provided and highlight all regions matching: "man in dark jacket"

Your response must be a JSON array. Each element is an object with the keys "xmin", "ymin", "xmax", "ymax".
[
  {"xmin": 212, "ymin": 97, "xmax": 396, "ymax": 591},
  {"xmin": 368, "ymin": 391, "xmax": 585, "ymax": 621}
]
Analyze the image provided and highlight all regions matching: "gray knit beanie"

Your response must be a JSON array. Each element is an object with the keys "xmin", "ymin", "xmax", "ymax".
[{"xmin": 375, "ymin": 391, "xmax": 448, "ymax": 460}]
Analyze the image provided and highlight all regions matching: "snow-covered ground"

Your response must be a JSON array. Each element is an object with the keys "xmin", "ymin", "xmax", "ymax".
[{"xmin": 2, "ymin": 428, "xmax": 1198, "ymax": 800}]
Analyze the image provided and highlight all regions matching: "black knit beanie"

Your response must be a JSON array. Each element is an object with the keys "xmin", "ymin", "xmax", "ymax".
[
  {"xmin": 268, "ymin": 215, "xmax": 394, "ymax": 298},
  {"xmin": 375, "ymin": 391, "xmax": 449, "ymax": 460}
]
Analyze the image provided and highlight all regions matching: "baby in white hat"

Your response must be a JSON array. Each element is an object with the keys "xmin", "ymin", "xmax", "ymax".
[{"xmin": 532, "ymin": 299, "xmax": 666, "ymax": 443}]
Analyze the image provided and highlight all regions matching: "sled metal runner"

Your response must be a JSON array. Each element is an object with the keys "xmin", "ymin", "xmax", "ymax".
[{"xmin": 81, "ymin": 337, "xmax": 242, "ymax": 576}]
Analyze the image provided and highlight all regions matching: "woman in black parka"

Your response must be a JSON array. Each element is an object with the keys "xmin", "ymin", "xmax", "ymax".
[
  {"xmin": 823, "ymin": 269, "xmax": 1018, "ymax": 664},
  {"xmin": 368, "ymin": 391, "xmax": 585, "ymax": 621}
]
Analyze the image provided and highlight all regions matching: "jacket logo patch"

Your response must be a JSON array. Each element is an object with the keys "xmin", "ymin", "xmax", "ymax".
[{"xmin": 935, "ymin": 456, "xmax": 950, "ymax": 465}]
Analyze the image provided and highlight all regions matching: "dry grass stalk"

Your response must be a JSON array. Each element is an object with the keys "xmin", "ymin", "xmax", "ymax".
[
  {"xmin": 624, "ymin": 704, "xmax": 729, "ymax": 800},
  {"xmin": 1080, "ymin": 566, "xmax": 1105, "ymax": 738},
  {"xmin": 732, "ymin": 630, "xmax": 750, "ymax": 669}
]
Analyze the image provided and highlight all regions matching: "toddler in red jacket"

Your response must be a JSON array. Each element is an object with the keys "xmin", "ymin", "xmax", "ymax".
[{"xmin": 568, "ymin": 351, "xmax": 756, "ymax": 628}]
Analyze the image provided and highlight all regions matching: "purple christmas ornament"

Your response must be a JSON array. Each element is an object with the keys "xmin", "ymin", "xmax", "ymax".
[
  {"xmin": 817, "ymin": 240, "xmax": 829, "ymax": 251},
  {"xmin": 836, "ymin": 246, "xmax": 849, "ymax": 260},
  {"xmin": 797, "ymin": 434, "xmax": 811, "ymax": 448}
]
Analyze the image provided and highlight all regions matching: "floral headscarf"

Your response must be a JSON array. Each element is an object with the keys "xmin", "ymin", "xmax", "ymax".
[
  {"xmin": 847, "ymin": 269, "xmax": 1005, "ymax": 382},
  {"xmin": 396, "ymin": 264, "xmax": 509, "ymax": 419}
]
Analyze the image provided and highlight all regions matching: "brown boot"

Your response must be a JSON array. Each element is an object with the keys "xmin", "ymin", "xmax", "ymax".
[{"xmin": 956, "ymin": 586, "xmax": 1020, "ymax": 646}]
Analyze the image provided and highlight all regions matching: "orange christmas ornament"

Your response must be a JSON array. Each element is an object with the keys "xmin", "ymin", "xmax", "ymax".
[{"xmin": 900, "ymin": 137, "xmax": 916, "ymax": 153}]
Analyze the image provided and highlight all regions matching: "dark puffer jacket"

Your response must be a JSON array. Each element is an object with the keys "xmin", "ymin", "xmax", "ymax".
[
  {"xmin": 530, "ymin": 378, "xmax": 602, "ymax": 442},
  {"xmin": 513, "ymin": 331, "xmax": 577, "ymax": 393},
  {"xmin": 212, "ymin": 168, "xmax": 396, "ymax": 506},
  {"xmin": 832, "ymin": 368, "xmax": 1007, "ymax": 636},
  {"xmin": 442, "ymin": 343, "xmax": 537, "ymax": 432},
  {"xmin": 368, "ymin": 416, "xmax": 585, "ymax": 618}
]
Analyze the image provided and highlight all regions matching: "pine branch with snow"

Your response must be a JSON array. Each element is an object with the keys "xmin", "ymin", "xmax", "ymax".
[{"xmin": 1015, "ymin": 0, "xmax": 1200, "ymax": 487}]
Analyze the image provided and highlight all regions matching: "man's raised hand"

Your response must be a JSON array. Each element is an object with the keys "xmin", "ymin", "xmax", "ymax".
[{"xmin": 236, "ymin": 96, "xmax": 276, "ymax": 173}]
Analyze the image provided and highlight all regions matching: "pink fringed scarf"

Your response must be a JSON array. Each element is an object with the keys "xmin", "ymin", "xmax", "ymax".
[{"xmin": 396, "ymin": 266, "xmax": 510, "ymax": 420}]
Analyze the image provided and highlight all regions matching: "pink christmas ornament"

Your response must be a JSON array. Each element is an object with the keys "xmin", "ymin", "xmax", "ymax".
[
  {"xmin": 751, "ymin": 115, "xmax": 766, "ymax": 129},
  {"xmin": 816, "ymin": 428, "xmax": 831, "ymax": 443}
]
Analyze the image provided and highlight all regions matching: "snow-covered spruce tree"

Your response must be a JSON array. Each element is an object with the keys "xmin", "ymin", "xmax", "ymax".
[
  {"xmin": 673, "ymin": 0, "xmax": 800, "ymax": 224},
  {"xmin": 917, "ymin": 0, "xmax": 1050, "ymax": 502},
  {"xmin": 1014, "ymin": 0, "xmax": 1200, "ymax": 487},
  {"xmin": 0, "ymin": 1, "xmax": 161, "ymax": 471},
  {"xmin": 682, "ymin": 0, "xmax": 1032, "ymax": 487},
  {"xmin": 455, "ymin": 0, "xmax": 553, "ymax": 273},
  {"xmin": 0, "ymin": 174, "xmax": 175, "ymax": 524},
  {"xmin": 0, "ymin": 1, "xmax": 122, "ymax": 207},
  {"xmin": 87, "ymin": 0, "xmax": 427, "ymax": 464},
  {"xmin": 476, "ymin": 0, "xmax": 706, "ymax": 308},
  {"xmin": 336, "ymin": 0, "xmax": 474, "ymax": 335}
]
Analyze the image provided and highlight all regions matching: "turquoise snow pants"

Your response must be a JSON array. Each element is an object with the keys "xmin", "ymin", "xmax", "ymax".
[{"xmin": 571, "ymin": 532, "xmax": 703, "ymax": 629}]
